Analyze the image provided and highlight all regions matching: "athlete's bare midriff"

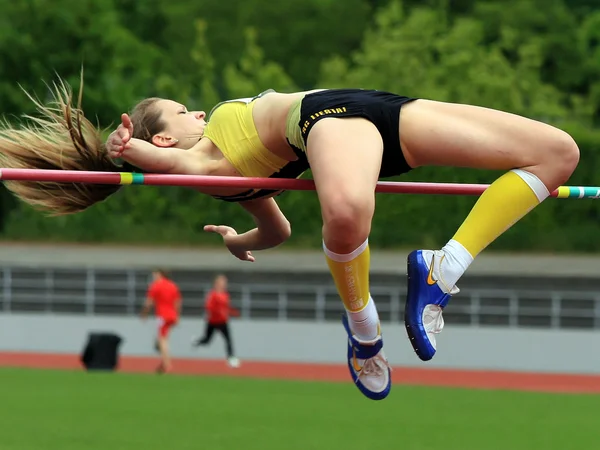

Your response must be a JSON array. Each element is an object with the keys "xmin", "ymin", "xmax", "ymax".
[{"xmin": 252, "ymin": 90, "xmax": 324, "ymax": 161}]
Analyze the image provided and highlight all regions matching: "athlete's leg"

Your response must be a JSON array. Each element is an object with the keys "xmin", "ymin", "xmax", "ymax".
[
  {"xmin": 306, "ymin": 117, "xmax": 390, "ymax": 400},
  {"xmin": 399, "ymin": 99, "xmax": 579, "ymax": 360},
  {"xmin": 218, "ymin": 323, "xmax": 234, "ymax": 358},
  {"xmin": 308, "ymin": 117, "xmax": 382, "ymax": 339},
  {"xmin": 198, "ymin": 323, "xmax": 215, "ymax": 345},
  {"xmin": 219, "ymin": 323, "xmax": 240, "ymax": 368},
  {"xmin": 157, "ymin": 321, "xmax": 173, "ymax": 373}
]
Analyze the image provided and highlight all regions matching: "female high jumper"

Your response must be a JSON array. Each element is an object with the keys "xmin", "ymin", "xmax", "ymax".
[{"xmin": 0, "ymin": 79, "xmax": 579, "ymax": 400}]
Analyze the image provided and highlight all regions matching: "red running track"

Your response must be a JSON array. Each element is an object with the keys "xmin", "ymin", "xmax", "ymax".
[{"xmin": 1, "ymin": 351, "xmax": 599, "ymax": 394}]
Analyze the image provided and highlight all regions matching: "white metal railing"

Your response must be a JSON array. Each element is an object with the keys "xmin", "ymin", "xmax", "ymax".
[{"xmin": 0, "ymin": 266, "xmax": 598, "ymax": 330}]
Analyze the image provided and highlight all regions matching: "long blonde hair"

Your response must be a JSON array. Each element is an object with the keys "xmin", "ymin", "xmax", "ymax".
[{"xmin": 0, "ymin": 77, "xmax": 122, "ymax": 215}]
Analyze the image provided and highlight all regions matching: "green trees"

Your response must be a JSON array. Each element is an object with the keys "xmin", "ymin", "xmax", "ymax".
[{"xmin": 1, "ymin": 0, "xmax": 599, "ymax": 251}]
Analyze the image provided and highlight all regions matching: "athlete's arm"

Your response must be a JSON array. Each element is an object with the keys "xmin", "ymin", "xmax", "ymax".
[
  {"xmin": 174, "ymin": 287, "xmax": 182, "ymax": 320},
  {"xmin": 173, "ymin": 297, "xmax": 181, "ymax": 322},
  {"xmin": 204, "ymin": 197, "xmax": 291, "ymax": 261},
  {"xmin": 121, "ymin": 139, "xmax": 197, "ymax": 173},
  {"xmin": 204, "ymin": 292, "xmax": 215, "ymax": 314},
  {"xmin": 106, "ymin": 113, "xmax": 201, "ymax": 174},
  {"xmin": 140, "ymin": 296, "xmax": 154, "ymax": 320},
  {"xmin": 238, "ymin": 197, "xmax": 292, "ymax": 246}
]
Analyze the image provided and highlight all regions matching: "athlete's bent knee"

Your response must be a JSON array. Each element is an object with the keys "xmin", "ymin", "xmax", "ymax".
[
  {"xmin": 321, "ymin": 193, "xmax": 373, "ymax": 252},
  {"xmin": 550, "ymin": 131, "xmax": 580, "ymax": 184}
]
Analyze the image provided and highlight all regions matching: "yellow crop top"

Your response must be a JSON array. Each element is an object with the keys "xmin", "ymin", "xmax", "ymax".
[
  {"xmin": 201, "ymin": 90, "xmax": 309, "ymax": 203},
  {"xmin": 203, "ymin": 94, "xmax": 288, "ymax": 178}
]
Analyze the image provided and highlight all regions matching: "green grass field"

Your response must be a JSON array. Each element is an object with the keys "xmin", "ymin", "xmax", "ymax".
[{"xmin": 0, "ymin": 367, "xmax": 598, "ymax": 450}]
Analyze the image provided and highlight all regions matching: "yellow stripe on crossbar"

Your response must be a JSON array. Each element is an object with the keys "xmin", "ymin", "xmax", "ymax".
[
  {"xmin": 556, "ymin": 186, "xmax": 570, "ymax": 198},
  {"xmin": 120, "ymin": 173, "xmax": 134, "ymax": 185}
]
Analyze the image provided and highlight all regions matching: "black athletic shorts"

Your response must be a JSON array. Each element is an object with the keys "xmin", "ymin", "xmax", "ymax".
[{"xmin": 294, "ymin": 89, "xmax": 417, "ymax": 178}]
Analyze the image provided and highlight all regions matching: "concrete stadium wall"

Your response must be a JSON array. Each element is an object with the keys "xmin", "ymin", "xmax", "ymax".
[
  {"xmin": 0, "ymin": 313, "xmax": 597, "ymax": 374},
  {"xmin": 2, "ymin": 242, "xmax": 600, "ymax": 278}
]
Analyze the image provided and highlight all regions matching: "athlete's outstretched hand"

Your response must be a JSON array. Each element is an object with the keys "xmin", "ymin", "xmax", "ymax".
[
  {"xmin": 106, "ymin": 114, "xmax": 134, "ymax": 159},
  {"xmin": 204, "ymin": 225, "xmax": 256, "ymax": 262}
]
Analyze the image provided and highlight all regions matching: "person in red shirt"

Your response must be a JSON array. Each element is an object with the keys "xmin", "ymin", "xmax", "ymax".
[
  {"xmin": 192, "ymin": 274, "xmax": 240, "ymax": 368},
  {"xmin": 141, "ymin": 269, "xmax": 182, "ymax": 373}
]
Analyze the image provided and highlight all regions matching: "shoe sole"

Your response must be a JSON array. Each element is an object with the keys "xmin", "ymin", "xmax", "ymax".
[{"xmin": 405, "ymin": 252, "xmax": 436, "ymax": 362}]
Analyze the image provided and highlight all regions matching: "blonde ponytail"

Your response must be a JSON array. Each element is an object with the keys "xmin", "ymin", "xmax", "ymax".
[{"xmin": 0, "ymin": 77, "xmax": 121, "ymax": 215}]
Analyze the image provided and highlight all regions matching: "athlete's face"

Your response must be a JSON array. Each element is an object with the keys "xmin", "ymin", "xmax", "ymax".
[
  {"xmin": 214, "ymin": 275, "xmax": 228, "ymax": 291},
  {"xmin": 151, "ymin": 99, "xmax": 207, "ymax": 150}
]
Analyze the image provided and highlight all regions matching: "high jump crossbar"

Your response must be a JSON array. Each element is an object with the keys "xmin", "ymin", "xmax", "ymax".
[{"xmin": 0, "ymin": 168, "xmax": 599, "ymax": 199}]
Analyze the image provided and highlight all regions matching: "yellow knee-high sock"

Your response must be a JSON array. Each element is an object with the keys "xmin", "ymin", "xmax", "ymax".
[
  {"xmin": 323, "ymin": 238, "xmax": 379, "ymax": 340},
  {"xmin": 437, "ymin": 169, "xmax": 550, "ymax": 290},
  {"xmin": 453, "ymin": 169, "xmax": 549, "ymax": 257}
]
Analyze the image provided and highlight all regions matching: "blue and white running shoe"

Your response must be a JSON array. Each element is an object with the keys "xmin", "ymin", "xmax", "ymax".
[
  {"xmin": 342, "ymin": 315, "xmax": 391, "ymax": 400},
  {"xmin": 405, "ymin": 250, "xmax": 459, "ymax": 361}
]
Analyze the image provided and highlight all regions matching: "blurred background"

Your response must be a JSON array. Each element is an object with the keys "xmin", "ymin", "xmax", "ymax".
[{"xmin": 0, "ymin": 1, "xmax": 599, "ymax": 449}]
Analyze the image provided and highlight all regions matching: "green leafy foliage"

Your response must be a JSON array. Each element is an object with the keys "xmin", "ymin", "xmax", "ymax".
[{"xmin": 0, "ymin": 0, "xmax": 599, "ymax": 251}]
